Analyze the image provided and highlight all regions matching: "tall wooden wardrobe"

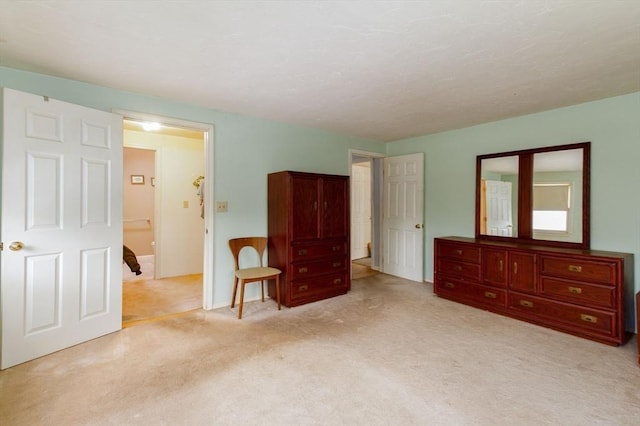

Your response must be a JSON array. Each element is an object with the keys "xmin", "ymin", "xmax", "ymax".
[{"xmin": 268, "ymin": 171, "xmax": 350, "ymax": 307}]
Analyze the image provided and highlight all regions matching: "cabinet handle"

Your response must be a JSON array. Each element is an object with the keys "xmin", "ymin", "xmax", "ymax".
[
  {"xmin": 324, "ymin": 201, "xmax": 328, "ymax": 210},
  {"xmin": 513, "ymin": 262, "xmax": 518, "ymax": 275},
  {"xmin": 453, "ymin": 265, "xmax": 462, "ymax": 272},
  {"xmin": 332, "ymin": 262, "xmax": 341, "ymax": 268},
  {"xmin": 498, "ymin": 260, "xmax": 503, "ymax": 272},
  {"xmin": 580, "ymin": 314, "xmax": 598, "ymax": 323},
  {"xmin": 298, "ymin": 249, "xmax": 308, "ymax": 256},
  {"xmin": 444, "ymin": 282, "xmax": 455, "ymax": 289},
  {"xmin": 332, "ymin": 245, "xmax": 341, "ymax": 252},
  {"xmin": 299, "ymin": 285, "xmax": 308, "ymax": 292},
  {"xmin": 520, "ymin": 300, "xmax": 533, "ymax": 308},
  {"xmin": 298, "ymin": 267, "xmax": 308, "ymax": 273},
  {"xmin": 455, "ymin": 249, "xmax": 462, "ymax": 255},
  {"xmin": 484, "ymin": 291, "xmax": 497, "ymax": 299},
  {"xmin": 568, "ymin": 286, "xmax": 583, "ymax": 294},
  {"xmin": 333, "ymin": 278, "xmax": 342, "ymax": 284},
  {"xmin": 313, "ymin": 201, "xmax": 317, "ymax": 211},
  {"xmin": 568, "ymin": 265, "xmax": 582, "ymax": 273}
]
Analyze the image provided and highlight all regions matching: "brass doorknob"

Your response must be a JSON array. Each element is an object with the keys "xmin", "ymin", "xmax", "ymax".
[
  {"xmin": 415, "ymin": 224, "xmax": 423, "ymax": 229},
  {"xmin": 9, "ymin": 241, "xmax": 24, "ymax": 251}
]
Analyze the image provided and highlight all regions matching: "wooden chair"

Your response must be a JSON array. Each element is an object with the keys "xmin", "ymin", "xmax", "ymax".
[{"xmin": 229, "ymin": 237, "xmax": 281, "ymax": 319}]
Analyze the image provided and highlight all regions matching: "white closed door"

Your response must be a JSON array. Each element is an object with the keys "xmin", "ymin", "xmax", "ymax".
[
  {"xmin": 1, "ymin": 88, "xmax": 123, "ymax": 369},
  {"xmin": 382, "ymin": 153, "xmax": 424, "ymax": 282},
  {"xmin": 485, "ymin": 180, "xmax": 513, "ymax": 236}
]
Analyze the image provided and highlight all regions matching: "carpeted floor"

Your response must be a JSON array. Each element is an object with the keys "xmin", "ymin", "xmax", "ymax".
[{"xmin": 1, "ymin": 273, "xmax": 638, "ymax": 425}]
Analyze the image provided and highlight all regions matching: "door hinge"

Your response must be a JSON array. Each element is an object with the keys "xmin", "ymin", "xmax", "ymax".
[{"xmin": 0, "ymin": 242, "xmax": 3, "ymax": 251}]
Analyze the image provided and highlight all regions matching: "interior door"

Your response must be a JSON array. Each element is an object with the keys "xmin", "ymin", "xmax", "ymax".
[
  {"xmin": 382, "ymin": 153, "xmax": 424, "ymax": 282},
  {"xmin": 485, "ymin": 180, "xmax": 513, "ymax": 236},
  {"xmin": 1, "ymin": 88, "xmax": 123, "ymax": 369},
  {"xmin": 351, "ymin": 163, "xmax": 371, "ymax": 260}
]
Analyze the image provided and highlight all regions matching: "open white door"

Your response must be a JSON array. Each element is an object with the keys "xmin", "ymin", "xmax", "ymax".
[
  {"xmin": 1, "ymin": 88, "xmax": 123, "ymax": 369},
  {"xmin": 382, "ymin": 153, "xmax": 424, "ymax": 282}
]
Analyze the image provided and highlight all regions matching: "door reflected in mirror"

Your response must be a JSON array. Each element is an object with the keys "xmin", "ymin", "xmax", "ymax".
[
  {"xmin": 480, "ymin": 156, "xmax": 518, "ymax": 237},
  {"xmin": 475, "ymin": 142, "xmax": 590, "ymax": 250}
]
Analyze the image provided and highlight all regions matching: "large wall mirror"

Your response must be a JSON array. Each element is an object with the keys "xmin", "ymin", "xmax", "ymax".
[{"xmin": 476, "ymin": 142, "xmax": 590, "ymax": 249}]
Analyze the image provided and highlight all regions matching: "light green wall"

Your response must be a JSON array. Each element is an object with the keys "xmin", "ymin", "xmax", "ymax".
[
  {"xmin": 387, "ymin": 92, "xmax": 640, "ymax": 329},
  {"xmin": 0, "ymin": 66, "xmax": 385, "ymax": 308}
]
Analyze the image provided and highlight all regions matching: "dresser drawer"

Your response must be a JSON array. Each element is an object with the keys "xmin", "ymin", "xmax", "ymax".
[
  {"xmin": 540, "ymin": 277, "xmax": 615, "ymax": 309},
  {"xmin": 290, "ymin": 257, "xmax": 347, "ymax": 280},
  {"xmin": 539, "ymin": 256, "xmax": 616, "ymax": 284},
  {"xmin": 436, "ymin": 277, "xmax": 506, "ymax": 308},
  {"xmin": 438, "ymin": 258, "xmax": 480, "ymax": 281},
  {"xmin": 438, "ymin": 242, "xmax": 480, "ymax": 263},
  {"xmin": 509, "ymin": 292, "xmax": 616, "ymax": 337},
  {"xmin": 291, "ymin": 241, "xmax": 346, "ymax": 261}
]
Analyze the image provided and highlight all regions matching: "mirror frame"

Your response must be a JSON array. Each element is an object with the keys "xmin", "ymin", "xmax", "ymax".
[{"xmin": 475, "ymin": 141, "xmax": 590, "ymax": 250}]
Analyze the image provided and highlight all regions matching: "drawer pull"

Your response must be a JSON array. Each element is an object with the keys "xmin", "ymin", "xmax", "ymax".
[
  {"xmin": 298, "ymin": 249, "xmax": 308, "ymax": 256},
  {"xmin": 298, "ymin": 267, "xmax": 308, "ymax": 273},
  {"xmin": 333, "ymin": 278, "xmax": 342, "ymax": 284},
  {"xmin": 568, "ymin": 265, "xmax": 582, "ymax": 273},
  {"xmin": 299, "ymin": 285, "xmax": 308, "ymax": 292},
  {"xmin": 580, "ymin": 314, "xmax": 598, "ymax": 323},
  {"xmin": 455, "ymin": 249, "xmax": 463, "ymax": 255},
  {"xmin": 520, "ymin": 300, "xmax": 533, "ymax": 308},
  {"xmin": 333, "ymin": 262, "xmax": 341, "ymax": 268},
  {"xmin": 332, "ymin": 245, "xmax": 341, "ymax": 252},
  {"xmin": 453, "ymin": 265, "xmax": 462, "ymax": 272},
  {"xmin": 568, "ymin": 286, "xmax": 583, "ymax": 294},
  {"xmin": 444, "ymin": 282, "xmax": 455, "ymax": 289},
  {"xmin": 484, "ymin": 291, "xmax": 497, "ymax": 299}
]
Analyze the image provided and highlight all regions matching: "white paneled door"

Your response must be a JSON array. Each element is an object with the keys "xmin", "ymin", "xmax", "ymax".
[
  {"xmin": 382, "ymin": 153, "xmax": 424, "ymax": 282},
  {"xmin": 1, "ymin": 88, "xmax": 123, "ymax": 369}
]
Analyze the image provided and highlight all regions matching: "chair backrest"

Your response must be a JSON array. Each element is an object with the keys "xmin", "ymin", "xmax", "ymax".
[{"xmin": 228, "ymin": 237, "xmax": 268, "ymax": 271}]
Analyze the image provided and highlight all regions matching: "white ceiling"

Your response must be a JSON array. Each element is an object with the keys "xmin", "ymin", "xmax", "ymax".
[{"xmin": 1, "ymin": 1, "xmax": 639, "ymax": 142}]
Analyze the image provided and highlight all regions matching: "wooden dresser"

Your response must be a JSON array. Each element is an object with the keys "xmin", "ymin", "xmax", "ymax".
[
  {"xmin": 434, "ymin": 237, "xmax": 634, "ymax": 346},
  {"xmin": 268, "ymin": 171, "xmax": 350, "ymax": 307}
]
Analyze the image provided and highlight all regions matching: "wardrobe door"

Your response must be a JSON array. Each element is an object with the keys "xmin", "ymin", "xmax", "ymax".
[{"xmin": 291, "ymin": 174, "xmax": 320, "ymax": 241}]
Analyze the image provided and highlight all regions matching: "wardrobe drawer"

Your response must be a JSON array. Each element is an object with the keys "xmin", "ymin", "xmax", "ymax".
[
  {"xmin": 437, "ymin": 259, "xmax": 480, "ymax": 281},
  {"xmin": 540, "ymin": 277, "xmax": 616, "ymax": 309},
  {"xmin": 509, "ymin": 293, "xmax": 616, "ymax": 337},
  {"xmin": 290, "ymin": 272, "xmax": 348, "ymax": 302},
  {"xmin": 291, "ymin": 241, "xmax": 346, "ymax": 261},
  {"xmin": 539, "ymin": 256, "xmax": 616, "ymax": 284},
  {"xmin": 437, "ymin": 242, "xmax": 480, "ymax": 264},
  {"xmin": 290, "ymin": 257, "xmax": 347, "ymax": 280}
]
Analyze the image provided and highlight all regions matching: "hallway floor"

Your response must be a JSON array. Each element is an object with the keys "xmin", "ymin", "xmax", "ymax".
[{"xmin": 123, "ymin": 273, "xmax": 202, "ymax": 326}]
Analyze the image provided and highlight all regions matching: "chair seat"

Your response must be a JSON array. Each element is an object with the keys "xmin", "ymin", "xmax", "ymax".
[{"xmin": 235, "ymin": 266, "xmax": 281, "ymax": 280}]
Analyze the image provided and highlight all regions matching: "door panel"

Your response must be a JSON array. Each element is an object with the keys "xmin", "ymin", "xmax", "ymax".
[
  {"xmin": 322, "ymin": 177, "xmax": 348, "ymax": 239},
  {"xmin": 382, "ymin": 153, "xmax": 424, "ymax": 282},
  {"xmin": 1, "ymin": 88, "xmax": 123, "ymax": 369},
  {"xmin": 290, "ymin": 174, "xmax": 319, "ymax": 241}
]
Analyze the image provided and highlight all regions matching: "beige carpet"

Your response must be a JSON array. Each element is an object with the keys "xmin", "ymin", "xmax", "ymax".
[{"xmin": 1, "ymin": 273, "xmax": 639, "ymax": 425}]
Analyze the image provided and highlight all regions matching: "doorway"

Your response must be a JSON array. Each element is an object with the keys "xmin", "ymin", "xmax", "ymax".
[
  {"xmin": 121, "ymin": 118, "xmax": 208, "ymax": 325},
  {"xmin": 350, "ymin": 150, "xmax": 384, "ymax": 279}
]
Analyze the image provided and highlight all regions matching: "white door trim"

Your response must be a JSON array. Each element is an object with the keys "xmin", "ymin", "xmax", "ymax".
[{"xmin": 114, "ymin": 109, "xmax": 215, "ymax": 310}]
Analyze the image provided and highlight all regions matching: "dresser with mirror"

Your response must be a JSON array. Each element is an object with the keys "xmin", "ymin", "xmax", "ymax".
[{"xmin": 434, "ymin": 142, "xmax": 635, "ymax": 346}]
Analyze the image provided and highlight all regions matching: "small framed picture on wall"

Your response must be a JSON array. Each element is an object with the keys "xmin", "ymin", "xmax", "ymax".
[{"xmin": 131, "ymin": 175, "xmax": 144, "ymax": 185}]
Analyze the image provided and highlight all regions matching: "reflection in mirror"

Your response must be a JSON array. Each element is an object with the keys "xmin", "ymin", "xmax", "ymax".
[
  {"xmin": 480, "ymin": 156, "xmax": 518, "ymax": 237},
  {"xmin": 476, "ymin": 141, "xmax": 590, "ymax": 249},
  {"xmin": 532, "ymin": 149, "xmax": 583, "ymax": 243}
]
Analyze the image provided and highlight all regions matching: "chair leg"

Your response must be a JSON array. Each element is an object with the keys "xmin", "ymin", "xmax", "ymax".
[
  {"xmin": 238, "ymin": 280, "xmax": 245, "ymax": 319},
  {"xmin": 231, "ymin": 277, "xmax": 239, "ymax": 308},
  {"xmin": 260, "ymin": 280, "xmax": 265, "ymax": 302},
  {"xmin": 275, "ymin": 275, "xmax": 281, "ymax": 311}
]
